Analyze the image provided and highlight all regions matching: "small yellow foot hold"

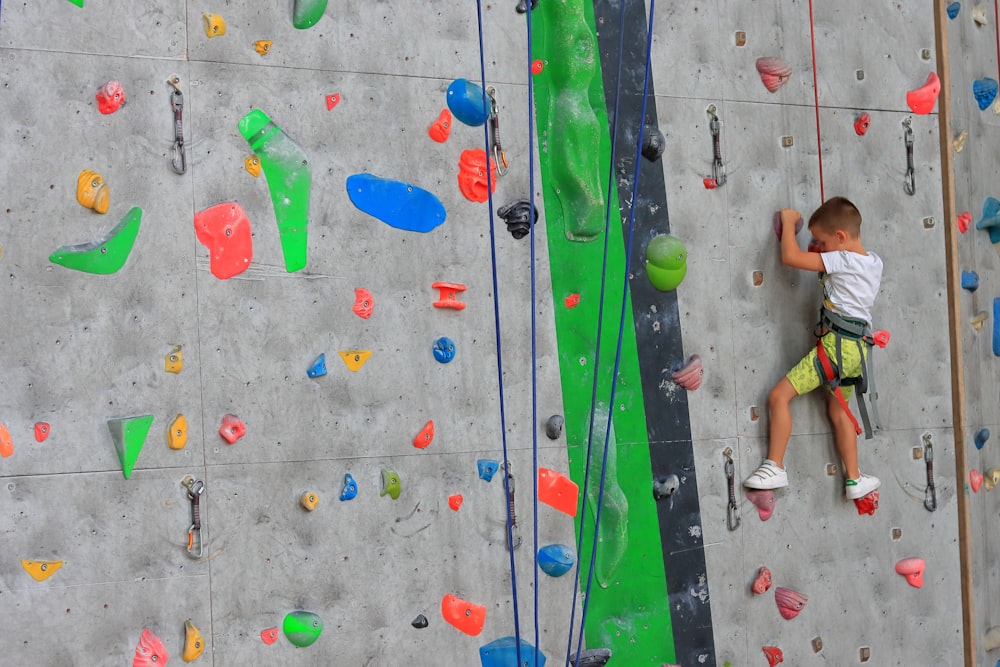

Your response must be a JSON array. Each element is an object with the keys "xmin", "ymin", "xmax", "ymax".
[{"xmin": 21, "ymin": 559, "xmax": 63, "ymax": 582}]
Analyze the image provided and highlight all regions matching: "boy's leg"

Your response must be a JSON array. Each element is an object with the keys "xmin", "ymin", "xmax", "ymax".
[
  {"xmin": 743, "ymin": 377, "xmax": 799, "ymax": 489},
  {"xmin": 827, "ymin": 392, "xmax": 860, "ymax": 479}
]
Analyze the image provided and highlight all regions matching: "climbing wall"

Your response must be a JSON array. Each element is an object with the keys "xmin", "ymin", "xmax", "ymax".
[
  {"xmin": 0, "ymin": 2, "xmax": 582, "ymax": 665},
  {"xmin": 946, "ymin": 3, "xmax": 1000, "ymax": 666},
  {"xmin": 655, "ymin": 1, "xmax": 963, "ymax": 664}
]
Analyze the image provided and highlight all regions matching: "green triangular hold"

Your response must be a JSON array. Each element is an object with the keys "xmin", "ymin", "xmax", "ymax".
[
  {"xmin": 107, "ymin": 415, "xmax": 153, "ymax": 479},
  {"xmin": 67, "ymin": 0, "xmax": 84, "ymax": 7}
]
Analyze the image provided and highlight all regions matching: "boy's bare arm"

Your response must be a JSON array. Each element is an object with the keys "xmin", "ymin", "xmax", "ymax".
[{"xmin": 779, "ymin": 208, "xmax": 825, "ymax": 272}]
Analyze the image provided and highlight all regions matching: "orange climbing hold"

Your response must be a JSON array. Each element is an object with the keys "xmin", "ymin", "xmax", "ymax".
[
  {"xmin": 0, "ymin": 422, "xmax": 12, "ymax": 458},
  {"xmin": 906, "ymin": 72, "xmax": 941, "ymax": 114},
  {"xmin": 34, "ymin": 422, "xmax": 50, "ymax": 443},
  {"xmin": 532, "ymin": 60, "xmax": 544, "ymax": 75},
  {"xmin": 21, "ymin": 559, "xmax": 63, "ymax": 582},
  {"xmin": 339, "ymin": 349, "xmax": 373, "ymax": 372},
  {"xmin": 261, "ymin": 627, "xmax": 279, "ymax": 645},
  {"xmin": 326, "ymin": 94, "xmax": 340, "ymax": 110},
  {"xmin": 448, "ymin": 494, "xmax": 463, "ymax": 511},
  {"xmin": 413, "ymin": 420, "xmax": 434, "ymax": 449},
  {"xmin": 457, "ymin": 149, "xmax": 497, "ymax": 203},
  {"xmin": 432, "ymin": 282, "xmax": 467, "ymax": 310},
  {"xmin": 429, "ymin": 109, "xmax": 453, "ymax": 143},
  {"xmin": 762, "ymin": 645, "xmax": 783, "ymax": 666},
  {"xmin": 441, "ymin": 594, "xmax": 486, "ymax": 636},
  {"xmin": 219, "ymin": 414, "xmax": 246, "ymax": 444},
  {"xmin": 538, "ymin": 467, "xmax": 579, "ymax": 516},
  {"xmin": 352, "ymin": 288, "xmax": 374, "ymax": 319}
]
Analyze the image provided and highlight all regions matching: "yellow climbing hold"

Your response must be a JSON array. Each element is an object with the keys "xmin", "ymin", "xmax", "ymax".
[
  {"xmin": 165, "ymin": 344, "xmax": 183, "ymax": 374},
  {"xmin": 300, "ymin": 491, "xmax": 319, "ymax": 511},
  {"xmin": 244, "ymin": 155, "xmax": 261, "ymax": 178},
  {"xmin": 76, "ymin": 169, "xmax": 109, "ymax": 214},
  {"xmin": 21, "ymin": 560, "xmax": 63, "ymax": 582},
  {"xmin": 168, "ymin": 414, "xmax": 188, "ymax": 450},
  {"xmin": 254, "ymin": 40, "xmax": 272, "ymax": 56},
  {"xmin": 987, "ymin": 467, "xmax": 1000, "ymax": 491},
  {"xmin": 183, "ymin": 619, "xmax": 205, "ymax": 662},
  {"xmin": 971, "ymin": 311, "xmax": 989, "ymax": 332},
  {"xmin": 339, "ymin": 350, "xmax": 373, "ymax": 372},
  {"xmin": 203, "ymin": 13, "xmax": 226, "ymax": 37},
  {"xmin": 953, "ymin": 130, "xmax": 969, "ymax": 153}
]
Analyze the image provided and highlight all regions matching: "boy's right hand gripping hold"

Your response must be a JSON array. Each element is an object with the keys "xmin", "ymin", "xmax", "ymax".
[{"xmin": 773, "ymin": 208, "xmax": 803, "ymax": 239}]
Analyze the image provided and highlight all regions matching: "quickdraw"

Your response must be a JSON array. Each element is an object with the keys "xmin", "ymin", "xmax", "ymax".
[
  {"xmin": 902, "ymin": 117, "xmax": 915, "ymax": 196},
  {"xmin": 168, "ymin": 75, "xmax": 186, "ymax": 175},
  {"xmin": 486, "ymin": 86, "xmax": 509, "ymax": 177},
  {"xmin": 923, "ymin": 433, "xmax": 937, "ymax": 512},
  {"xmin": 503, "ymin": 463, "xmax": 521, "ymax": 550},
  {"xmin": 704, "ymin": 104, "xmax": 727, "ymax": 188},
  {"xmin": 182, "ymin": 475, "xmax": 205, "ymax": 558},
  {"xmin": 724, "ymin": 447, "xmax": 740, "ymax": 531}
]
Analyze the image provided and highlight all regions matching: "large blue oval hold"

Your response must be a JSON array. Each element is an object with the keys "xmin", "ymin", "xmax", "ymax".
[
  {"xmin": 447, "ymin": 79, "xmax": 490, "ymax": 127},
  {"xmin": 538, "ymin": 544, "xmax": 575, "ymax": 577},
  {"xmin": 346, "ymin": 174, "xmax": 446, "ymax": 233},
  {"xmin": 480, "ymin": 636, "xmax": 546, "ymax": 667},
  {"xmin": 974, "ymin": 77, "xmax": 998, "ymax": 111}
]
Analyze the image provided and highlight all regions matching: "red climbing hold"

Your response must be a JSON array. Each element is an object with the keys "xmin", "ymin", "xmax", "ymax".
[
  {"xmin": 751, "ymin": 566, "xmax": 773, "ymax": 595},
  {"xmin": 958, "ymin": 211, "xmax": 972, "ymax": 233},
  {"xmin": 194, "ymin": 201, "xmax": 253, "ymax": 280},
  {"xmin": 762, "ymin": 645, "xmax": 784, "ymax": 666},
  {"xmin": 326, "ymin": 94, "xmax": 340, "ymax": 110},
  {"xmin": 448, "ymin": 494, "xmax": 463, "ymax": 511},
  {"xmin": 906, "ymin": 72, "xmax": 941, "ymax": 114},
  {"xmin": 774, "ymin": 586, "xmax": 808, "ymax": 620},
  {"xmin": 854, "ymin": 112, "xmax": 871, "ymax": 136},
  {"xmin": 532, "ymin": 60, "xmax": 544, "ymax": 75},
  {"xmin": 353, "ymin": 287, "xmax": 374, "ymax": 319},
  {"xmin": 746, "ymin": 489, "xmax": 775, "ymax": 521},
  {"xmin": 703, "ymin": 178, "xmax": 718, "ymax": 189},
  {"xmin": 261, "ymin": 627, "xmax": 279, "ymax": 645},
  {"xmin": 854, "ymin": 489, "xmax": 879, "ymax": 516},
  {"xmin": 0, "ymin": 422, "xmax": 12, "ymax": 458},
  {"xmin": 671, "ymin": 355, "xmax": 704, "ymax": 391},
  {"xmin": 95, "ymin": 80, "xmax": 126, "ymax": 114},
  {"xmin": 895, "ymin": 557, "xmax": 925, "ymax": 588},
  {"xmin": 413, "ymin": 420, "xmax": 434, "ymax": 449},
  {"xmin": 432, "ymin": 281, "xmax": 467, "ymax": 310},
  {"xmin": 457, "ymin": 149, "xmax": 498, "ymax": 203},
  {"xmin": 872, "ymin": 330, "xmax": 890, "ymax": 349},
  {"xmin": 755, "ymin": 57, "xmax": 792, "ymax": 93},
  {"xmin": 565, "ymin": 293, "xmax": 580, "ymax": 308},
  {"xmin": 538, "ymin": 467, "xmax": 579, "ymax": 516},
  {"xmin": 971, "ymin": 469, "xmax": 984, "ymax": 493},
  {"xmin": 34, "ymin": 422, "xmax": 51, "ymax": 443},
  {"xmin": 219, "ymin": 414, "xmax": 246, "ymax": 444},
  {"xmin": 441, "ymin": 594, "xmax": 486, "ymax": 636},
  {"xmin": 429, "ymin": 109, "xmax": 453, "ymax": 143}
]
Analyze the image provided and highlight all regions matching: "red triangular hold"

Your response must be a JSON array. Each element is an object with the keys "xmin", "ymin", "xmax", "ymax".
[{"xmin": 326, "ymin": 94, "xmax": 340, "ymax": 110}]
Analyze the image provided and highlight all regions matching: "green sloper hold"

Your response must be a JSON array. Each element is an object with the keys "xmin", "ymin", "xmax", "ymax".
[
  {"xmin": 67, "ymin": 0, "xmax": 84, "ymax": 6},
  {"xmin": 380, "ymin": 468, "xmax": 401, "ymax": 499},
  {"xmin": 645, "ymin": 233, "xmax": 688, "ymax": 291},
  {"xmin": 238, "ymin": 110, "xmax": 311, "ymax": 272},
  {"xmin": 283, "ymin": 611, "xmax": 323, "ymax": 647},
  {"xmin": 292, "ymin": 0, "xmax": 327, "ymax": 29},
  {"xmin": 107, "ymin": 415, "xmax": 153, "ymax": 479},
  {"xmin": 49, "ymin": 207, "xmax": 142, "ymax": 274}
]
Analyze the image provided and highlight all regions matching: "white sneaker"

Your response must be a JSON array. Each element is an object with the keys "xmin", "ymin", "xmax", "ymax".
[
  {"xmin": 743, "ymin": 460, "xmax": 788, "ymax": 490},
  {"xmin": 845, "ymin": 473, "xmax": 880, "ymax": 499}
]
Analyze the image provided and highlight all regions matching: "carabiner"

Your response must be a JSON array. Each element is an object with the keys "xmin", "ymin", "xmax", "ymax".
[
  {"xmin": 168, "ymin": 75, "xmax": 186, "ymax": 175},
  {"xmin": 182, "ymin": 475, "xmax": 205, "ymax": 558},
  {"xmin": 706, "ymin": 104, "xmax": 727, "ymax": 188},
  {"xmin": 503, "ymin": 462, "xmax": 521, "ymax": 550},
  {"xmin": 486, "ymin": 86, "xmax": 509, "ymax": 177},
  {"xmin": 902, "ymin": 117, "xmax": 915, "ymax": 196},
  {"xmin": 723, "ymin": 447, "xmax": 740, "ymax": 531},
  {"xmin": 922, "ymin": 433, "xmax": 936, "ymax": 512}
]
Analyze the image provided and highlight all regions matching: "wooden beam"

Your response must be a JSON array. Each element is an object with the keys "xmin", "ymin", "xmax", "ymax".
[{"xmin": 933, "ymin": 1, "xmax": 975, "ymax": 664}]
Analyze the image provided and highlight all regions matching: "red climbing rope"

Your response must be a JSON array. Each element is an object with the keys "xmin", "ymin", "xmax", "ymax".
[{"xmin": 808, "ymin": 0, "xmax": 825, "ymax": 203}]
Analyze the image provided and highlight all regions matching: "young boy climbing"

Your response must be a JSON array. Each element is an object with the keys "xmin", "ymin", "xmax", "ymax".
[{"xmin": 744, "ymin": 197, "xmax": 883, "ymax": 500}]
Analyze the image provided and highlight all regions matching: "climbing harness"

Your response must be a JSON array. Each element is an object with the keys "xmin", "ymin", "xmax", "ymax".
[
  {"xmin": 486, "ymin": 86, "xmax": 510, "ymax": 177},
  {"xmin": 724, "ymin": 448, "xmax": 740, "ymax": 531},
  {"xmin": 902, "ymin": 117, "xmax": 915, "ymax": 196},
  {"xmin": 182, "ymin": 475, "xmax": 204, "ymax": 558},
  {"xmin": 812, "ymin": 307, "xmax": 889, "ymax": 440},
  {"xmin": 504, "ymin": 463, "xmax": 522, "ymax": 550},
  {"xmin": 168, "ymin": 75, "xmax": 186, "ymax": 175},
  {"xmin": 705, "ymin": 104, "xmax": 726, "ymax": 188},
  {"xmin": 923, "ymin": 433, "xmax": 937, "ymax": 512}
]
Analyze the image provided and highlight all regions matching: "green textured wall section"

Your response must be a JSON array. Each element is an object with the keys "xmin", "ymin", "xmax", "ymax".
[{"xmin": 531, "ymin": 2, "xmax": 677, "ymax": 663}]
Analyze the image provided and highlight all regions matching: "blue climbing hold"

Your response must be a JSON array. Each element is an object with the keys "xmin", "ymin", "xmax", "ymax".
[
  {"xmin": 975, "ymin": 428, "xmax": 990, "ymax": 450},
  {"xmin": 307, "ymin": 353, "xmax": 327, "ymax": 378},
  {"xmin": 962, "ymin": 270, "xmax": 980, "ymax": 292},
  {"xmin": 994, "ymin": 298, "xmax": 1000, "ymax": 357},
  {"xmin": 340, "ymin": 473, "xmax": 358, "ymax": 501},
  {"xmin": 479, "ymin": 636, "xmax": 546, "ymax": 667},
  {"xmin": 446, "ymin": 78, "xmax": 490, "ymax": 127},
  {"xmin": 947, "ymin": 2, "xmax": 960, "ymax": 18},
  {"xmin": 433, "ymin": 336, "xmax": 456, "ymax": 363},
  {"xmin": 974, "ymin": 77, "xmax": 998, "ymax": 110},
  {"xmin": 975, "ymin": 197, "xmax": 1000, "ymax": 244},
  {"xmin": 478, "ymin": 459, "xmax": 499, "ymax": 482},
  {"xmin": 538, "ymin": 544, "xmax": 575, "ymax": 577},
  {"xmin": 346, "ymin": 174, "xmax": 446, "ymax": 233}
]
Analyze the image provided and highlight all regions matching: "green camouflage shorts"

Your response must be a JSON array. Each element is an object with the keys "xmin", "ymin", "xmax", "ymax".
[{"xmin": 786, "ymin": 331, "xmax": 866, "ymax": 400}]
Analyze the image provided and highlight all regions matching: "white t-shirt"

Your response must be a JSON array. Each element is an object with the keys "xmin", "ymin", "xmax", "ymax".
[{"xmin": 819, "ymin": 250, "xmax": 883, "ymax": 324}]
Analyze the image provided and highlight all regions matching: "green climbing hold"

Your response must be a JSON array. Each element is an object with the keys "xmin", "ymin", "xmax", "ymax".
[
  {"xmin": 380, "ymin": 467, "xmax": 401, "ymax": 499},
  {"xmin": 283, "ymin": 610, "xmax": 323, "ymax": 647},
  {"xmin": 238, "ymin": 110, "xmax": 311, "ymax": 272},
  {"xmin": 107, "ymin": 415, "xmax": 153, "ymax": 479},
  {"xmin": 49, "ymin": 207, "xmax": 142, "ymax": 274},
  {"xmin": 67, "ymin": 0, "xmax": 84, "ymax": 6},
  {"xmin": 645, "ymin": 234, "xmax": 688, "ymax": 291},
  {"xmin": 292, "ymin": 0, "xmax": 327, "ymax": 29}
]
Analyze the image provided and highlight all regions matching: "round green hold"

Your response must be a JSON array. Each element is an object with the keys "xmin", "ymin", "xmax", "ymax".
[
  {"xmin": 645, "ymin": 234, "xmax": 688, "ymax": 291},
  {"xmin": 283, "ymin": 610, "xmax": 323, "ymax": 647}
]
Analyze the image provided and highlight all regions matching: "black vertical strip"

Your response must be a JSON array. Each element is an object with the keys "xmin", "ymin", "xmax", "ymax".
[{"xmin": 592, "ymin": 1, "xmax": 716, "ymax": 664}]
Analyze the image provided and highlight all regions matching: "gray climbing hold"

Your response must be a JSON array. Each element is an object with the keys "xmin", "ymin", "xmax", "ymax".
[
  {"xmin": 570, "ymin": 648, "xmax": 612, "ymax": 667},
  {"xmin": 642, "ymin": 125, "xmax": 666, "ymax": 162},
  {"xmin": 411, "ymin": 614, "xmax": 428, "ymax": 629},
  {"xmin": 653, "ymin": 474, "xmax": 680, "ymax": 500},
  {"xmin": 545, "ymin": 414, "xmax": 564, "ymax": 440}
]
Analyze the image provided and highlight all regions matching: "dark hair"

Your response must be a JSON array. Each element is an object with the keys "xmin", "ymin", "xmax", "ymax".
[{"xmin": 808, "ymin": 196, "xmax": 861, "ymax": 237}]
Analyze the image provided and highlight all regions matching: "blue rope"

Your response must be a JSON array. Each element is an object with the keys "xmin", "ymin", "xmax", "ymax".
[
  {"xmin": 572, "ymin": 1, "xmax": 659, "ymax": 663},
  {"xmin": 475, "ymin": 1, "xmax": 523, "ymax": 662},
  {"xmin": 525, "ymin": 3, "xmax": 542, "ymax": 663},
  {"xmin": 562, "ymin": 0, "xmax": 628, "ymax": 664}
]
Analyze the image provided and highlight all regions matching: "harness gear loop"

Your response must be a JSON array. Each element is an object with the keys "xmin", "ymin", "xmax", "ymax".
[{"xmin": 182, "ymin": 475, "xmax": 205, "ymax": 558}]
